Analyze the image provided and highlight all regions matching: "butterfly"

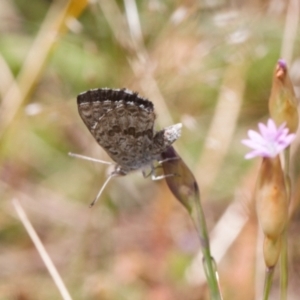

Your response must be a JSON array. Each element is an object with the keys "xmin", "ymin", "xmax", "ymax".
[{"xmin": 74, "ymin": 88, "xmax": 182, "ymax": 205}]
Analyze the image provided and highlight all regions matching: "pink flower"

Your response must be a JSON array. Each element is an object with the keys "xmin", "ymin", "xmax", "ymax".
[{"xmin": 242, "ymin": 119, "xmax": 296, "ymax": 159}]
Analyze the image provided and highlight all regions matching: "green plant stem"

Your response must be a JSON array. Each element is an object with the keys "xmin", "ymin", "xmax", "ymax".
[
  {"xmin": 263, "ymin": 267, "xmax": 275, "ymax": 300},
  {"xmin": 190, "ymin": 193, "xmax": 223, "ymax": 300},
  {"xmin": 161, "ymin": 146, "xmax": 222, "ymax": 299},
  {"xmin": 280, "ymin": 147, "xmax": 291, "ymax": 300},
  {"xmin": 280, "ymin": 232, "xmax": 288, "ymax": 300}
]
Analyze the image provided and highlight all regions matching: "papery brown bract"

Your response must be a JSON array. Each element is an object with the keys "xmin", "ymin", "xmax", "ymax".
[
  {"xmin": 161, "ymin": 146, "xmax": 199, "ymax": 213},
  {"xmin": 269, "ymin": 60, "xmax": 299, "ymax": 133},
  {"xmin": 264, "ymin": 236, "xmax": 282, "ymax": 268},
  {"xmin": 256, "ymin": 156, "xmax": 288, "ymax": 240},
  {"xmin": 255, "ymin": 156, "xmax": 288, "ymax": 267}
]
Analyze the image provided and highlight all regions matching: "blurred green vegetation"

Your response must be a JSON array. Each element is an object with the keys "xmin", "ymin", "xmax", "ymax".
[{"xmin": 0, "ymin": 0, "xmax": 300, "ymax": 299}]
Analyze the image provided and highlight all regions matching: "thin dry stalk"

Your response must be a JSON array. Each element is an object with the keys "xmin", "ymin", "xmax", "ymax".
[
  {"xmin": 98, "ymin": 0, "xmax": 174, "ymax": 127},
  {"xmin": 195, "ymin": 60, "xmax": 247, "ymax": 199},
  {"xmin": 12, "ymin": 198, "xmax": 73, "ymax": 300},
  {"xmin": 280, "ymin": 0, "xmax": 299, "ymax": 64},
  {"xmin": 0, "ymin": 54, "xmax": 18, "ymax": 98},
  {"xmin": 0, "ymin": 0, "xmax": 88, "ymax": 138}
]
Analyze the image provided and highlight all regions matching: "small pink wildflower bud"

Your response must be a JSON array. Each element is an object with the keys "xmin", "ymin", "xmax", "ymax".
[
  {"xmin": 264, "ymin": 236, "xmax": 281, "ymax": 268},
  {"xmin": 269, "ymin": 59, "xmax": 299, "ymax": 133},
  {"xmin": 241, "ymin": 119, "xmax": 295, "ymax": 159}
]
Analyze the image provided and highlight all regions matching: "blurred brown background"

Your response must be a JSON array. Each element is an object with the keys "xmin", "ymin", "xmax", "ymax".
[{"xmin": 0, "ymin": 0, "xmax": 300, "ymax": 299}]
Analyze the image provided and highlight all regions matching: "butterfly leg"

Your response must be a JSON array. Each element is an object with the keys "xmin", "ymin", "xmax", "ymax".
[
  {"xmin": 142, "ymin": 165, "xmax": 177, "ymax": 181},
  {"xmin": 157, "ymin": 156, "xmax": 180, "ymax": 165},
  {"xmin": 151, "ymin": 173, "xmax": 176, "ymax": 181},
  {"xmin": 142, "ymin": 166, "xmax": 162, "ymax": 178}
]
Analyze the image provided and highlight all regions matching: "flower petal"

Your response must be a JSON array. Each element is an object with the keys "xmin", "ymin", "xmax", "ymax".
[
  {"xmin": 258, "ymin": 122, "xmax": 269, "ymax": 138},
  {"xmin": 248, "ymin": 130, "xmax": 265, "ymax": 144},
  {"xmin": 241, "ymin": 119, "xmax": 295, "ymax": 159},
  {"xmin": 267, "ymin": 119, "xmax": 277, "ymax": 134}
]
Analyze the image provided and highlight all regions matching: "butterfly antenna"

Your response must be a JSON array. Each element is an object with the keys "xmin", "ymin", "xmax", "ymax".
[
  {"xmin": 89, "ymin": 173, "xmax": 117, "ymax": 207},
  {"xmin": 68, "ymin": 152, "xmax": 113, "ymax": 165}
]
